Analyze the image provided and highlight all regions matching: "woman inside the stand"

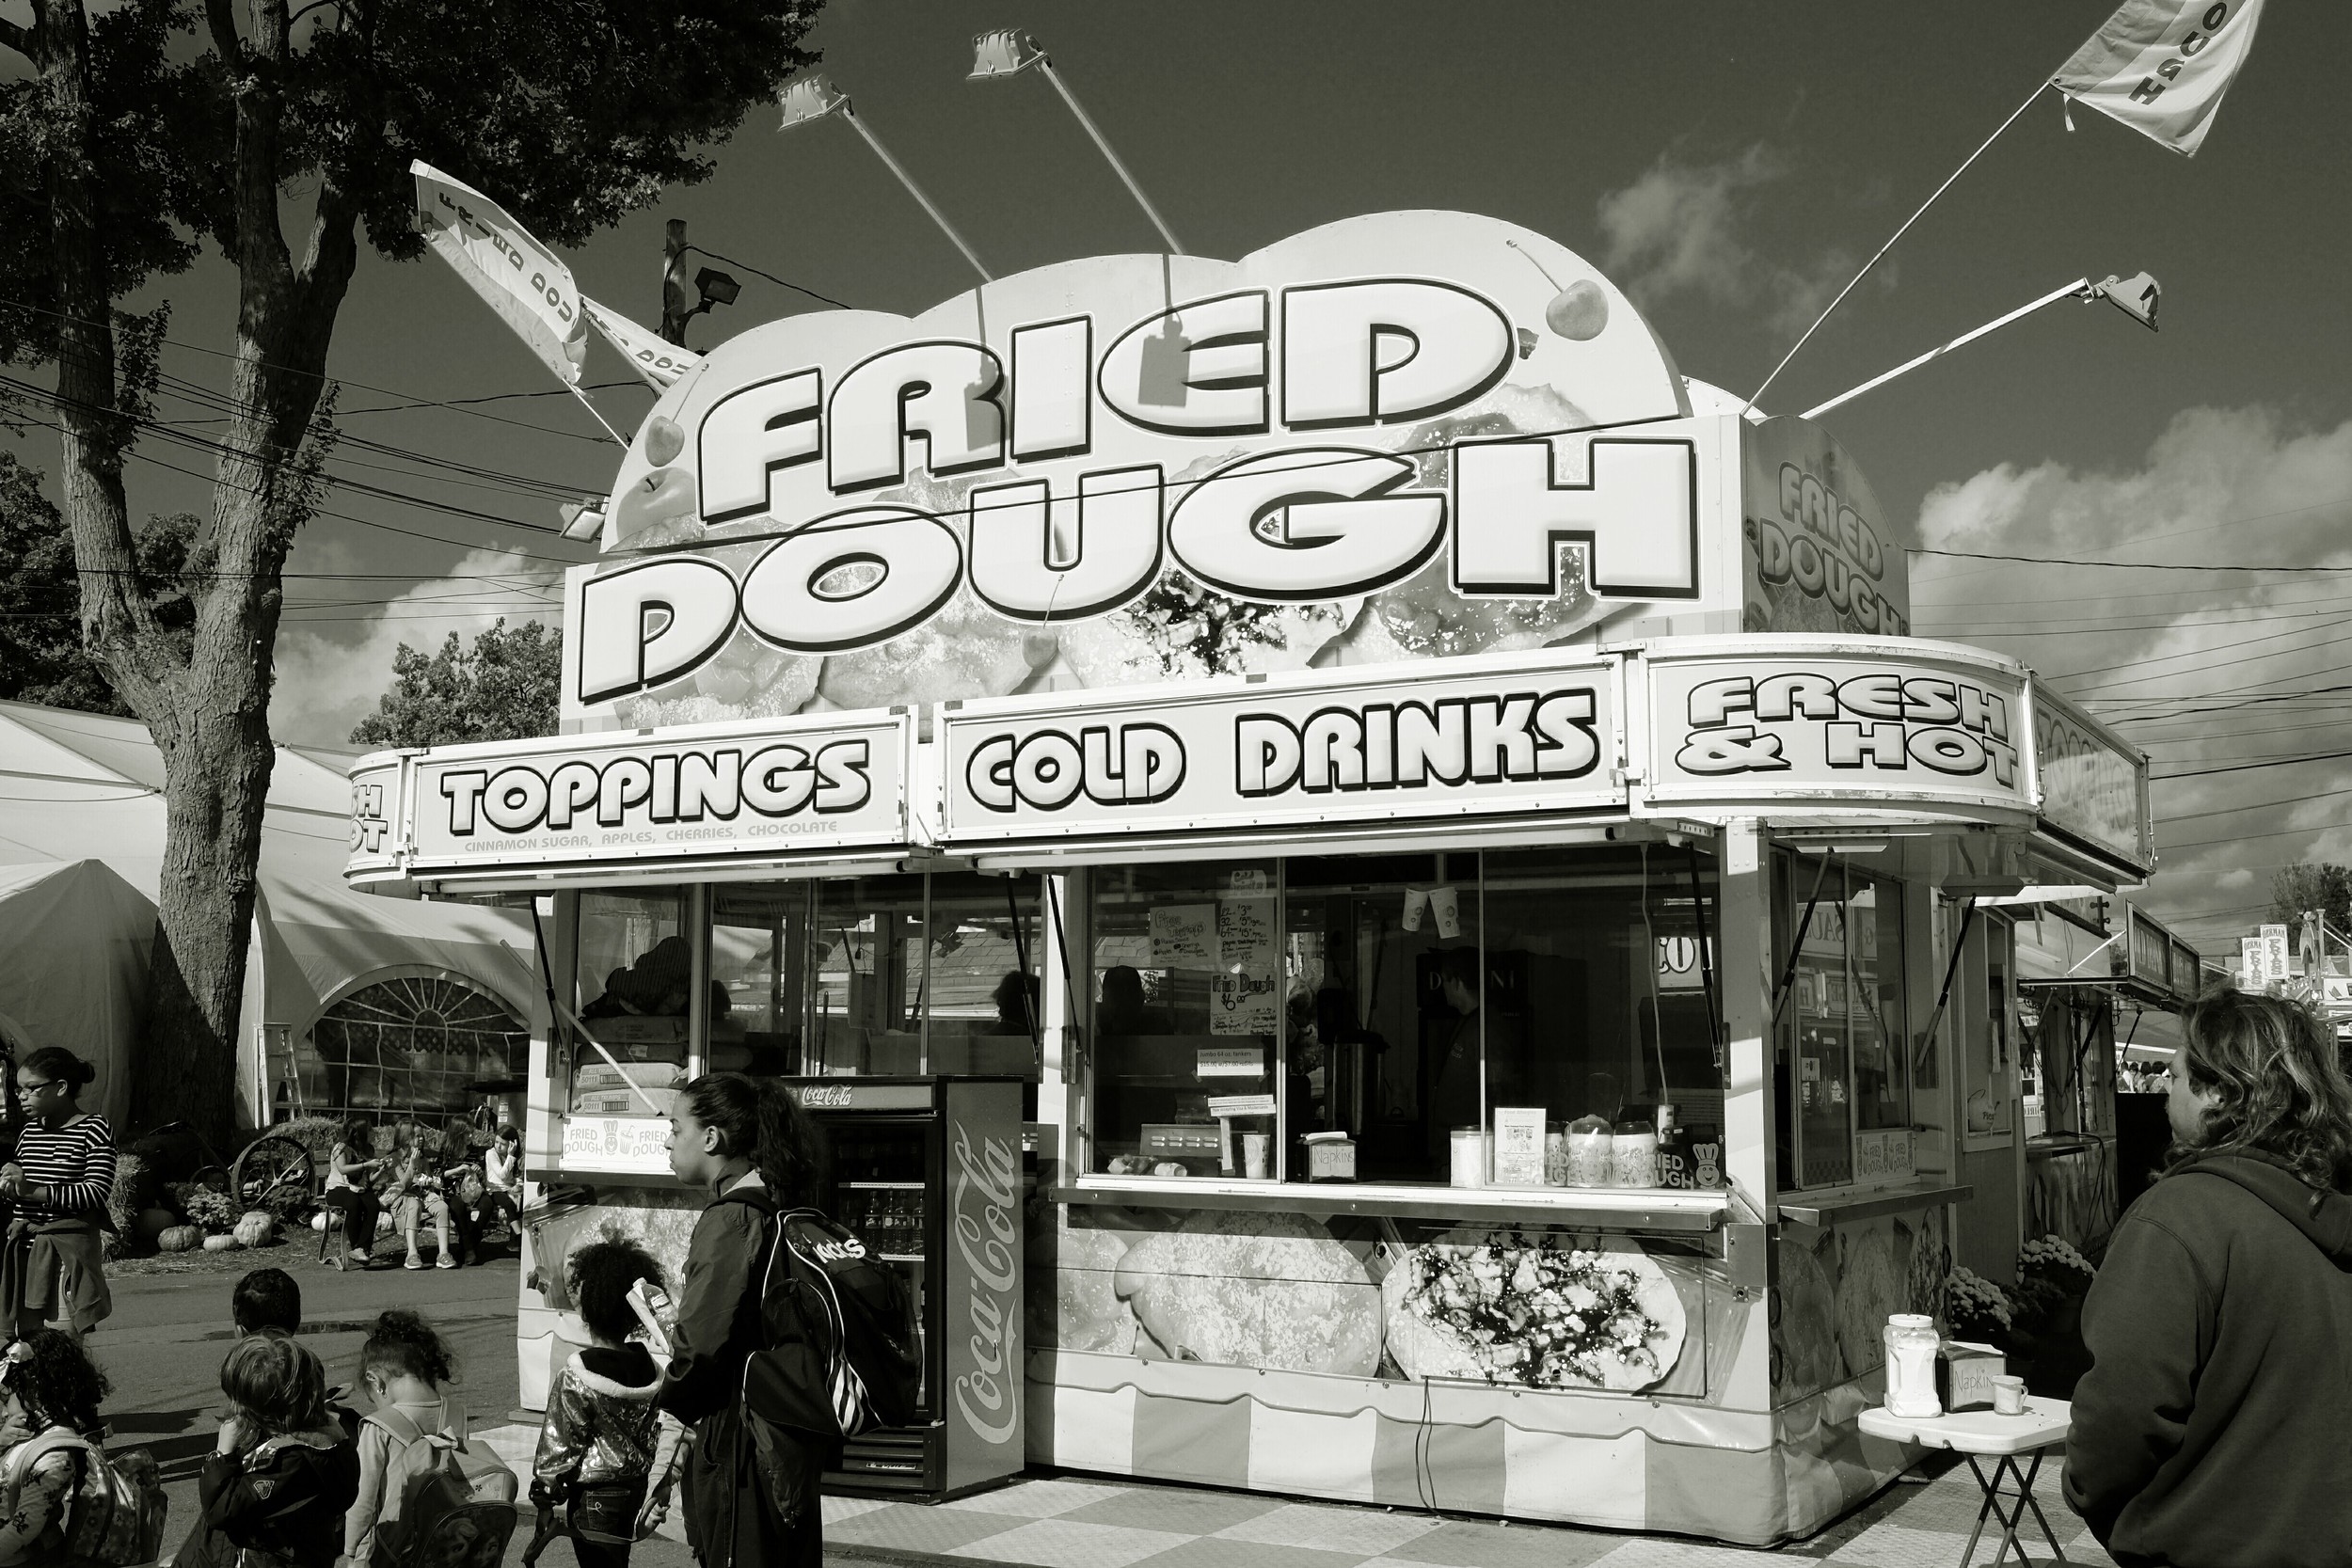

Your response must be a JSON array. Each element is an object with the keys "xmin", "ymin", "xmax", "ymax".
[
  {"xmin": 660, "ymin": 1073, "xmax": 827, "ymax": 1568},
  {"xmin": 2065, "ymin": 990, "xmax": 2352, "ymax": 1567}
]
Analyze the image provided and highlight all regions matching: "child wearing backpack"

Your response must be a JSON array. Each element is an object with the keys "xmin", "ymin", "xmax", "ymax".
[
  {"xmin": 345, "ymin": 1308, "xmax": 515, "ymax": 1566},
  {"xmin": 660, "ymin": 1073, "xmax": 828, "ymax": 1568},
  {"xmin": 0, "ymin": 1329, "xmax": 113, "ymax": 1564},
  {"xmin": 173, "ymin": 1330, "xmax": 357, "ymax": 1568},
  {"xmin": 529, "ymin": 1239, "xmax": 675, "ymax": 1567}
]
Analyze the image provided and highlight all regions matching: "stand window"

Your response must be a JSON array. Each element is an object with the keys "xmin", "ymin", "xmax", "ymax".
[
  {"xmin": 1089, "ymin": 862, "xmax": 1280, "ymax": 1179},
  {"xmin": 1773, "ymin": 852, "xmax": 1912, "ymax": 1191},
  {"xmin": 1087, "ymin": 847, "xmax": 1725, "ymax": 1187}
]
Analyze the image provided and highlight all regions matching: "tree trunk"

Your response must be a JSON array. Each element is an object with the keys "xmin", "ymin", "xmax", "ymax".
[{"xmin": 31, "ymin": 0, "xmax": 357, "ymax": 1146}]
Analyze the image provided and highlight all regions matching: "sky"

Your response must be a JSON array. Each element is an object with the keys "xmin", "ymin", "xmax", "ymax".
[{"xmin": 5, "ymin": 1, "xmax": 2347, "ymax": 956}]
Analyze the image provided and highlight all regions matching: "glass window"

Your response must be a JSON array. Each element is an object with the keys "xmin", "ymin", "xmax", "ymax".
[
  {"xmin": 1481, "ymin": 846, "xmax": 1724, "ymax": 1172},
  {"xmin": 1282, "ymin": 853, "xmax": 1467, "ymax": 1182},
  {"xmin": 709, "ymin": 884, "xmax": 809, "ymax": 1077},
  {"xmin": 919, "ymin": 872, "xmax": 1046, "ymax": 1083},
  {"xmin": 809, "ymin": 875, "xmax": 930, "ymax": 1077},
  {"xmin": 1085, "ymin": 847, "xmax": 1724, "ymax": 1187},
  {"xmin": 1089, "ymin": 860, "xmax": 1280, "ymax": 1179},
  {"xmin": 704, "ymin": 873, "xmax": 1043, "ymax": 1083},
  {"xmin": 1773, "ymin": 855, "xmax": 1911, "ymax": 1190},
  {"xmin": 572, "ymin": 889, "xmax": 691, "ymax": 1117}
]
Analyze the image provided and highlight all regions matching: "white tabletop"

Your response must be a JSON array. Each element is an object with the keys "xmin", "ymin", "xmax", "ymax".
[{"xmin": 1858, "ymin": 1395, "xmax": 2071, "ymax": 1455}]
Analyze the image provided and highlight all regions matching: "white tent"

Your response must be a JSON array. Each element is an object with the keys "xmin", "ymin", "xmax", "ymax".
[
  {"xmin": 0, "ymin": 702, "xmax": 536, "ymax": 1130},
  {"xmin": 0, "ymin": 860, "xmax": 154, "ymax": 1128}
]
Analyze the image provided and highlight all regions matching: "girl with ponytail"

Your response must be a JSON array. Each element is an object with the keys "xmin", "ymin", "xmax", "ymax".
[{"xmin": 658, "ymin": 1074, "xmax": 826, "ymax": 1567}]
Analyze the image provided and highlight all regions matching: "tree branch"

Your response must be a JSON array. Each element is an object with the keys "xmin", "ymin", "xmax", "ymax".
[
  {"xmin": 0, "ymin": 17, "xmax": 31, "ymax": 60},
  {"xmin": 201, "ymin": 0, "xmax": 242, "ymax": 62}
]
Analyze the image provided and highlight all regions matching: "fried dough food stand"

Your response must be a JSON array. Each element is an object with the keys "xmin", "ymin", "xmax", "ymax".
[{"xmin": 343, "ymin": 211, "xmax": 2154, "ymax": 1542}]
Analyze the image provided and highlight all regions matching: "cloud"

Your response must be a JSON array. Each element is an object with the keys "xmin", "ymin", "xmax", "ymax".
[
  {"xmin": 268, "ymin": 546, "xmax": 561, "ymax": 747},
  {"xmin": 1596, "ymin": 145, "xmax": 1871, "ymax": 338},
  {"xmin": 1907, "ymin": 406, "xmax": 2352, "ymax": 946}
]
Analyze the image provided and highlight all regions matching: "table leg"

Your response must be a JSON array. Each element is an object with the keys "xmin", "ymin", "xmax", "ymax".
[
  {"xmin": 1961, "ymin": 1451, "xmax": 2067, "ymax": 1568},
  {"xmin": 2017, "ymin": 1451, "xmax": 2069, "ymax": 1563},
  {"xmin": 1960, "ymin": 1455, "xmax": 2000, "ymax": 1568}
]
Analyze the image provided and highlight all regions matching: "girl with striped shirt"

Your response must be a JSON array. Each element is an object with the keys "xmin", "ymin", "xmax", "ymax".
[{"xmin": 1, "ymin": 1048, "xmax": 115, "ymax": 1338}]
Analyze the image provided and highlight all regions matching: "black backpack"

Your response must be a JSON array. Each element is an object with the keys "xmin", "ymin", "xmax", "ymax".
[{"xmin": 719, "ymin": 1192, "xmax": 923, "ymax": 1438}]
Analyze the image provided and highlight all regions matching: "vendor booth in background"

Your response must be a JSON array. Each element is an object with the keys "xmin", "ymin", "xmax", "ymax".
[
  {"xmin": 343, "ymin": 212, "xmax": 2156, "ymax": 1544},
  {"xmin": 0, "ymin": 701, "xmax": 535, "ymax": 1132},
  {"xmin": 2008, "ymin": 899, "xmax": 2200, "ymax": 1253}
]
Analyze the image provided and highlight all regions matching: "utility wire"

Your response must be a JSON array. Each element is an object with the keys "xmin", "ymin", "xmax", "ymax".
[{"xmin": 685, "ymin": 245, "xmax": 854, "ymax": 311}]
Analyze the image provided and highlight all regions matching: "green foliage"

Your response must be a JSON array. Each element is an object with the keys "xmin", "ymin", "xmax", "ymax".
[
  {"xmin": 349, "ymin": 617, "xmax": 561, "ymax": 748},
  {"xmin": 2271, "ymin": 864, "xmax": 2352, "ymax": 942},
  {"xmin": 0, "ymin": 2, "xmax": 824, "ymax": 368},
  {"xmin": 173, "ymin": 1183, "xmax": 239, "ymax": 1235},
  {"xmin": 1945, "ymin": 1265, "xmax": 2013, "ymax": 1343},
  {"xmin": 0, "ymin": 451, "xmax": 199, "ymax": 713}
]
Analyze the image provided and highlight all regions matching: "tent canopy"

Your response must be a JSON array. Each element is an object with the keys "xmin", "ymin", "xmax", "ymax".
[
  {"xmin": 0, "ymin": 702, "xmax": 535, "ymax": 1126},
  {"xmin": 0, "ymin": 860, "xmax": 154, "ymax": 1127}
]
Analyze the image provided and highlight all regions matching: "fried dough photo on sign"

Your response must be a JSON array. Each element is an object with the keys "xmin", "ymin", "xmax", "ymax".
[
  {"xmin": 1772, "ymin": 1225, "xmax": 1841, "ymax": 1398},
  {"xmin": 1901, "ymin": 1209, "xmax": 1951, "ymax": 1320},
  {"xmin": 1380, "ymin": 1228, "xmax": 1685, "ymax": 1392},
  {"xmin": 1026, "ymin": 1201, "xmax": 1138, "ymax": 1356},
  {"xmin": 1836, "ymin": 1221, "xmax": 1906, "ymax": 1379},
  {"xmin": 1114, "ymin": 1210, "xmax": 1382, "ymax": 1376}
]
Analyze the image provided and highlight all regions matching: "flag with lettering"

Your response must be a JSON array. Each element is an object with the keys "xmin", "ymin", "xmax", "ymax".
[
  {"xmin": 2052, "ymin": 0, "xmax": 2268, "ymax": 156},
  {"xmin": 411, "ymin": 161, "xmax": 590, "ymax": 384},
  {"xmin": 581, "ymin": 297, "xmax": 704, "ymax": 389}
]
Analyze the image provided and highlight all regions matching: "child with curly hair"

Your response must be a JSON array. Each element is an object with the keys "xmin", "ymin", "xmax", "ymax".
[
  {"xmin": 345, "ymin": 1309, "xmax": 466, "ymax": 1564},
  {"xmin": 0, "ymin": 1329, "xmax": 108, "ymax": 1565},
  {"xmin": 175, "ymin": 1330, "xmax": 358, "ymax": 1568},
  {"xmin": 531, "ymin": 1239, "xmax": 677, "ymax": 1566}
]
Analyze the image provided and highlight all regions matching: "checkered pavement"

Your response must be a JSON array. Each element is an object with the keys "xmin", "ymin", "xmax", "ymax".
[{"xmin": 471, "ymin": 1423, "xmax": 2116, "ymax": 1567}]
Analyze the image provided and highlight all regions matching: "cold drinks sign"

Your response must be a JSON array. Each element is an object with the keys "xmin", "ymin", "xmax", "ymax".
[
  {"xmin": 560, "ymin": 212, "xmax": 1775, "ymax": 725},
  {"xmin": 942, "ymin": 648, "xmax": 1622, "ymax": 844}
]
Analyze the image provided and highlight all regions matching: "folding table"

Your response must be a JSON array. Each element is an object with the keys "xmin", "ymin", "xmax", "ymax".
[{"xmin": 1859, "ymin": 1396, "xmax": 2072, "ymax": 1567}]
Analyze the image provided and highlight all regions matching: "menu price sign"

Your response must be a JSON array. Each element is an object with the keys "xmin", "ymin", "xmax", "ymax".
[{"xmin": 564, "ymin": 1116, "xmax": 673, "ymax": 1175}]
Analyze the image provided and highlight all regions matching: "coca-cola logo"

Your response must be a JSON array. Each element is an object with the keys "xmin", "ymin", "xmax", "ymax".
[
  {"xmin": 948, "ymin": 1122, "xmax": 1020, "ymax": 1449},
  {"xmin": 796, "ymin": 1085, "xmax": 853, "ymax": 1108}
]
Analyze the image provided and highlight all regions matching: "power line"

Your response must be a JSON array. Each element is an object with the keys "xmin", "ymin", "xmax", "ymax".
[
  {"xmin": 1914, "ymin": 546, "xmax": 2352, "ymax": 575},
  {"xmin": 684, "ymin": 245, "xmax": 854, "ymax": 311},
  {"xmin": 2153, "ymin": 748, "xmax": 2352, "ymax": 782},
  {"xmin": 0, "ymin": 396, "xmax": 590, "ymax": 564},
  {"xmin": 0, "ymin": 293, "xmax": 618, "ymax": 446}
]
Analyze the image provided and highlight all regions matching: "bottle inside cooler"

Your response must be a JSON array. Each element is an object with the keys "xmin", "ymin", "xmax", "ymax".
[{"xmin": 826, "ymin": 1118, "xmax": 930, "ymax": 1411}]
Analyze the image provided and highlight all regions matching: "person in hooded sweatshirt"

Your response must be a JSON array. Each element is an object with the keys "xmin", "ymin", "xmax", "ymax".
[
  {"xmin": 2065, "ymin": 988, "xmax": 2352, "ymax": 1568},
  {"xmin": 532, "ymin": 1238, "xmax": 675, "ymax": 1567}
]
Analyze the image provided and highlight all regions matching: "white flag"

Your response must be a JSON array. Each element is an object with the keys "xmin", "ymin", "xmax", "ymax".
[
  {"xmin": 2052, "ymin": 0, "xmax": 2267, "ymax": 157},
  {"xmin": 411, "ymin": 161, "xmax": 590, "ymax": 385},
  {"xmin": 581, "ymin": 297, "xmax": 704, "ymax": 390}
]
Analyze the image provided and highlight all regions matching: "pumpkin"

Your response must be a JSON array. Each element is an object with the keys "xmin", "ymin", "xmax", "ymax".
[
  {"xmin": 233, "ymin": 1212, "xmax": 275, "ymax": 1248},
  {"xmin": 135, "ymin": 1207, "xmax": 177, "ymax": 1242},
  {"xmin": 157, "ymin": 1225, "xmax": 203, "ymax": 1253},
  {"xmin": 201, "ymin": 1233, "xmax": 241, "ymax": 1252},
  {"xmin": 310, "ymin": 1212, "xmax": 329, "ymax": 1233}
]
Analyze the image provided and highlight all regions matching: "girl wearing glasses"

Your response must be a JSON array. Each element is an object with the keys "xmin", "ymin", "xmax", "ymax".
[{"xmin": 0, "ymin": 1048, "xmax": 115, "ymax": 1340}]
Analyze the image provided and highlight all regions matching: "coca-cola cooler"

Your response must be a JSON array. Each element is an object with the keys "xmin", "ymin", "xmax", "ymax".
[{"xmin": 781, "ymin": 1074, "xmax": 1025, "ymax": 1500}]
